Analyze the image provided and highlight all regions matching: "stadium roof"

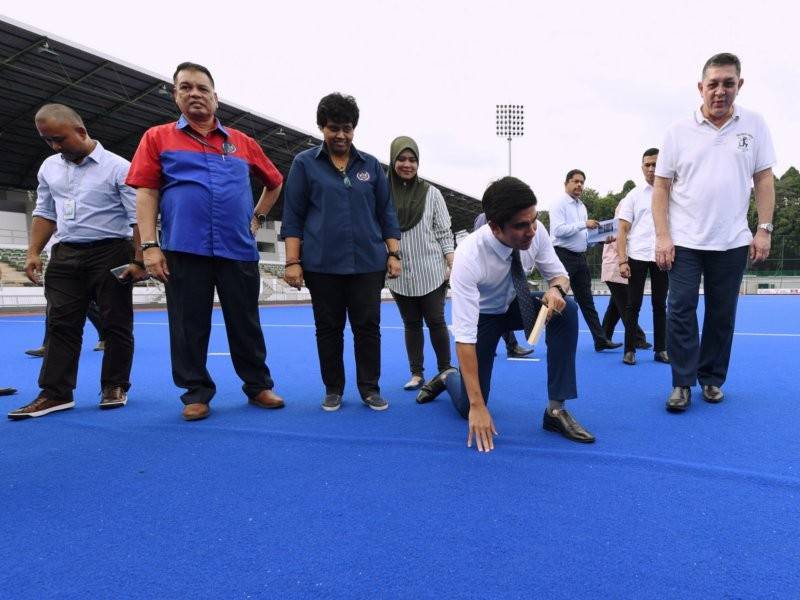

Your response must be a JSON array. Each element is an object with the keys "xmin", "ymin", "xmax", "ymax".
[{"xmin": 0, "ymin": 16, "xmax": 481, "ymax": 231}]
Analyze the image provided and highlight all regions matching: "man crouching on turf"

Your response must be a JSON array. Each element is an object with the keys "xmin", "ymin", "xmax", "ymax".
[{"xmin": 416, "ymin": 177, "xmax": 596, "ymax": 451}]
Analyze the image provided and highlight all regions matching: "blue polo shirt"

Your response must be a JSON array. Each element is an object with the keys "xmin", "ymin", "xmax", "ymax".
[
  {"xmin": 127, "ymin": 115, "xmax": 283, "ymax": 261},
  {"xmin": 281, "ymin": 144, "xmax": 401, "ymax": 274}
]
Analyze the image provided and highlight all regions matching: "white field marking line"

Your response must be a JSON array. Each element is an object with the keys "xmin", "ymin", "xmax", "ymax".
[
  {"xmin": 1, "ymin": 319, "xmax": 797, "ymax": 337},
  {"xmin": 507, "ymin": 357, "xmax": 542, "ymax": 362},
  {"xmin": 578, "ymin": 328, "xmax": 800, "ymax": 338},
  {"xmin": 208, "ymin": 352, "xmax": 230, "ymax": 356}
]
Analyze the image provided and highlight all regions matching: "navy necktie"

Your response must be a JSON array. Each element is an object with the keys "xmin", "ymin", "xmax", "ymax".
[{"xmin": 510, "ymin": 249, "xmax": 536, "ymax": 338}]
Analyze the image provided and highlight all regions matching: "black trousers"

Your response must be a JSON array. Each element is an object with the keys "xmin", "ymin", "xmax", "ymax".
[
  {"xmin": 304, "ymin": 270, "xmax": 385, "ymax": 398},
  {"xmin": 624, "ymin": 259, "xmax": 668, "ymax": 352},
  {"xmin": 390, "ymin": 283, "xmax": 452, "ymax": 377},
  {"xmin": 603, "ymin": 282, "xmax": 647, "ymax": 345},
  {"xmin": 163, "ymin": 251, "xmax": 273, "ymax": 405},
  {"xmin": 667, "ymin": 246, "xmax": 748, "ymax": 388},
  {"xmin": 42, "ymin": 300, "xmax": 103, "ymax": 346},
  {"xmin": 39, "ymin": 239, "xmax": 134, "ymax": 401},
  {"xmin": 554, "ymin": 247, "xmax": 605, "ymax": 344}
]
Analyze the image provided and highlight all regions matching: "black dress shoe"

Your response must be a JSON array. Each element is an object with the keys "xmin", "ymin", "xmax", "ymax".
[
  {"xmin": 666, "ymin": 386, "xmax": 691, "ymax": 412},
  {"xmin": 507, "ymin": 345, "xmax": 534, "ymax": 358},
  {"xmin": 594, "ymin": 339, "xmax": 622, "ymax": 352},
  {"xmin": 0, "ymin": 388, "xmax": 17, "ymax": 396},
  {"xmin": 416, "ymin": 368, "xmax": 457, "ymax": 404},
  {"xmin": 622, "ymin": 351, "xmax": 636, "ymax": 365},
  {"xmin": 636, "ymin": 340, "xmax": 653, "ymax": 350},
  {"xmin": 25, "ymin": 346, "xmax": 46, "ymax": 358},
  {"xmin": 702, "ymin": 385, "xmax": 724, "ymax": 403},
  {"xmin": 654, "ymin": 351, "xmax": 670, "ymax": 364},
  {"xmin": 542, "ymin": 409, "xmax": 596, "ymax": 443}
]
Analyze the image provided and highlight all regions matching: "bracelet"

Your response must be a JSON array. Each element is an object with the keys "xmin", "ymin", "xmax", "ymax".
[
  {"xmin": 285, "ymin": 259, "xmax": 301, "ymax": 268},
  {"xmin": 131, "ymin": 260, "xmax": 145, "ymax": 269}
]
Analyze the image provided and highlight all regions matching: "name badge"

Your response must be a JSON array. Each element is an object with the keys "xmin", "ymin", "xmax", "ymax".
[{"xmin": 63, "ymin": 199, "xmax": 76, "ymax": 220}]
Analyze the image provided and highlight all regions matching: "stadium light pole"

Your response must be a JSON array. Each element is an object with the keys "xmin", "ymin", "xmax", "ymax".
[{"xmin": 496, "ymin": 104, "xmax": 524, "ymax": 175}]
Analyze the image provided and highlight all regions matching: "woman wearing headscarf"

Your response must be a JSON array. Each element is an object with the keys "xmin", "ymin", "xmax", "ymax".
[{"xmin": 387, "ymin": 136, "xmax": 455, "ymax": 394}]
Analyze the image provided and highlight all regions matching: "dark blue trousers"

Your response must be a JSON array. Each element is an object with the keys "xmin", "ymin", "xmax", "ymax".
[
  {"xmin": 446, "ymin": 293, "xmax": 579, "ymax": 418},
  {"xmin": 667, "ymin": 245, "xmax": 748, "ymax": 388}
]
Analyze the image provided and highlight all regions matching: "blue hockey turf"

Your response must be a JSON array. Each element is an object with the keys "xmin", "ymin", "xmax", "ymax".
[{"xmin": 1, "ymin": 295, "xmax": 798, "ymax": 599}]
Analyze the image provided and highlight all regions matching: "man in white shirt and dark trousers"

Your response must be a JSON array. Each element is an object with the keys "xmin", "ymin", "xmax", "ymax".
[
  {"xmin": 417, "ymin": 177, "xmax": 596, "ymax": 452},
  {"xmin": 8, "ymin": 104, "xmax": 146, "ymax": 420},
  {"xmin": 653, "ymin": 52, "xmax": 776, "ymax": 412},
  {"xmin": 616, "ymin": 148, "xmax": 670, "ymax": 366},
  {"xmin": 550, "ymin": 169, "xmax": 621, "ymax": 352}
]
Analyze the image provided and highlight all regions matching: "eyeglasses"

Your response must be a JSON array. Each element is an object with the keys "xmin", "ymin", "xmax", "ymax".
[{"xmin": 338, "ymin": 169, "xmax": 352, "ymax": 189}]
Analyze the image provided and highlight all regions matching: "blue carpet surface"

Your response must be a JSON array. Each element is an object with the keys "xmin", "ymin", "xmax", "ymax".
[{"xmin": 1, "ymin": 296, "xmax": 798, "ymax": 599}]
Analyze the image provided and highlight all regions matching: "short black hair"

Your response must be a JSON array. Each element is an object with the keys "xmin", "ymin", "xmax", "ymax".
[
  {"xmin": 482, "ymin": 177, "xmax": 538, "ymax": 228},
  {"xmin": 565, "ymin": 169, "xmax": 586, "ymax": 184},
  {"xmin": 642, "ymin": 147, "xmax": 659, "ymax": 158},
  {"xmin": 317, "ymin": 93, "xmax": 359, "ymax": 129},
  {"xmin": 173, "ymin": 62, "xmax": 215, "ymax": 87},
  {"xmin": 702, "ymin": 52, "xmax": 741, "ymax": 79}
]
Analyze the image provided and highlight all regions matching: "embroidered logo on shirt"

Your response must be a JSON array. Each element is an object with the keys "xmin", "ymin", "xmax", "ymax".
[
  {"xmin": 222, "ymin": 142, "xmax": 238, "ymax": 154},
  {"xmin": 736, "ymin": 133, "xmax": 753, "ymax": 152},
  {"xmin": 356, "ymin": 171, "xmax": 370, "ymax": 182}
]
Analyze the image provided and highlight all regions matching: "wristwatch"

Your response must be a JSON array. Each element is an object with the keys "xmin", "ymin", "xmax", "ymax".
[
  {"xmin": 758, "ymin": 223, "xmax": 774, "ymax": 234},
  {"xmin": 140, "ymin": 241, "xmax": 159, "ymax": 251},
  {"xmin": 551, "ymin": 284, "xmax": 567, "ymax": 298},
  {"xmin": 255, "ymin": 213, "xmax": 267, "ymax": 224},
  {"xmin": 387, "ymin": 251, "xmax": 403, "ymax": 260}
]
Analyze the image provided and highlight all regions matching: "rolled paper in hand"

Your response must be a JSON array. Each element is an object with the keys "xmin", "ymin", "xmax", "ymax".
[{"xmin": 527, "ymin": 303, "xmax": 549, "ymax": 346}]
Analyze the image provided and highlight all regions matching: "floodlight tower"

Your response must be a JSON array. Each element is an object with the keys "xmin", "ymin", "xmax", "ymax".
[{"xmin": 495, "ymin": 104, "xmax": 524, "ymax": 175}]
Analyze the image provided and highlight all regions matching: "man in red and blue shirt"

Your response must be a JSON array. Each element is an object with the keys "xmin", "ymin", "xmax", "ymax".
[{"xmin": 127, "ymin": 62, "xmax": 285, "ymax": 421}]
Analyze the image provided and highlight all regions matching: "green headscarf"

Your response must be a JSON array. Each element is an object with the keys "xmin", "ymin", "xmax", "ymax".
[{"xmin": 389, "ymin": 135, "xmax": 430, "ymax": 232}]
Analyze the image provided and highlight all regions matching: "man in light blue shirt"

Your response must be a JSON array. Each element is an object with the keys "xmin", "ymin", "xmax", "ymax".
[
  {"xmin": 8, "ymin": 104, "xmax": 146, "ymax": 420},
  {"xmin": 550, "ymin": 169, "xmax": 620, "ymax": 351}
]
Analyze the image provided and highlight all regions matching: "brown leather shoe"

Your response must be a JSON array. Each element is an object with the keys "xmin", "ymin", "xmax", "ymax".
[
  {"xmin": 249, "ymin": 389, "xmax": 285, "ymax": 409},
  {"xmin": 99, "ymin": 386, "xmax": 127, "ymax": 409},
  {"xmin": 182, "ymin": 403, "xmax": 210, "ymax": 421},
  {"xmin": 8, "ymin": 395, "xmax": 74, "ymax": 420}
]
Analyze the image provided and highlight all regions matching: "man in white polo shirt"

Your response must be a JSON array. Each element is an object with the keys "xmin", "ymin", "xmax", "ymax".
[
  {"xmin": 616, "ymin": 148, "xmax": 670, "ymax": 366},
  {"xmin": 420, "ymin": 177, "xmax": 595, "ymax": 452},
  {"xmin": 652, "ymin": 52, "xmax": 776, "ymax": 412},
  {"xmin": 550, "ymin": 169, "xmax": 621, "ymax": 352}
]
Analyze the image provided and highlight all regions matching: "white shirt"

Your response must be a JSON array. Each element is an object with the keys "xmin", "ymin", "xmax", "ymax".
[
  {"xmin": 450, "ymin": 222, "xmax": 567, "ymax": 344},
  {"xmin": 32, "ymin": 142, "xmax": 136, "ymax": 243},
  {"xmin": 617, "ymin": 182, "xmax": 656, "ymax": 262},
  {"xmin": 549, "ymin": 193, "xmax": 588, "ymax": 252},
  {"xmin": 655, "ymin": 105, "xmax": 776, "ymax": 251}
]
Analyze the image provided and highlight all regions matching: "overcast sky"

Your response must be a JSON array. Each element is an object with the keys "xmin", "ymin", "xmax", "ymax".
[{"xmin": 4, "ymin": 1, "xmax": 798, "ymax": 208}]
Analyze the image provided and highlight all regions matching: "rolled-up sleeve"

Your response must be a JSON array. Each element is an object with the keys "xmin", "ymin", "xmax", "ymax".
[
  {"xmin": 531, "ymin": 223, "xmax": 568, "ymax": 280},
  {"xmin": 280, "ymin": 157, "xmax": 309, "ymax": 239},
  {"xmin": 450, "ymin": 248, "xmax": 482, "ymax": 344},
  {"xmin": 31, "ymin": 167, "xmax": 57, "ymax": 222},
  {"xmin": 373, "ymin": 165, "xmax": 401, "ymax": 240},
  {"xmin": 431, "ymin": 187, "xmax": 454, "ymax": 255},
  {"xmin": 115, "ymin": 161, "xmax": 137, "ymax": 224}
]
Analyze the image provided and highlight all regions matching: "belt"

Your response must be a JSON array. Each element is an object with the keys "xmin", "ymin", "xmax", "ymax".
[{"xmin": 58, "ymin": 238, "xmax": 128, "ymax": 249}]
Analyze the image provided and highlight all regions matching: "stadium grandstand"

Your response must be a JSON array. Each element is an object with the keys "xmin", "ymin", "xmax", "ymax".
[{"xmin": 0, "ymin": 16, "xmax": 482, "ymax": 308}]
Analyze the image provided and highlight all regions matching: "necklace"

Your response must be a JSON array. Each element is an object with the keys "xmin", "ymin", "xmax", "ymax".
[{"xmin": 330, "ymin": 153, "xmax": 349, "ymax": 172}]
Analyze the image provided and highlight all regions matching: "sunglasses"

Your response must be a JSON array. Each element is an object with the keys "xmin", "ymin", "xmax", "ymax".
[{"xmin": 341, "ymin": 171, "xmax": 352, "ymax": 189}]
